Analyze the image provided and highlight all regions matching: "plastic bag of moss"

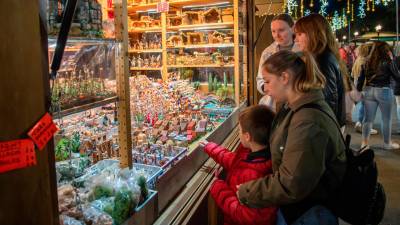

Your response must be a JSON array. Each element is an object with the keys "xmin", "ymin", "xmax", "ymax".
[
  {"xmin": 88, "ymin": 174, "xmax": 115, "ymax": 201},
  {"xmin": 83, "ymin": 205, "xmax": 113, "ymax": 225},
  {"xmin": 112, "ymin": 187, "xmax": 135, "ymax": 225},
  {"xmin": 60, "ymin": 215, "xmax": 85, "ymax": 225}
]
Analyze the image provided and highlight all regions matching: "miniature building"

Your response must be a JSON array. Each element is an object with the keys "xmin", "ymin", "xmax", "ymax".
[
  {"xmin": 203, "ymin": 8, "xmax": 220, "ymax": 23},
  {"xmin": 48, "ymin": 0, "xmax": 103, "ymax": 37},
  {"xmin": 186, "ymin": 32, "xmax": 205, "ymax": 45}
]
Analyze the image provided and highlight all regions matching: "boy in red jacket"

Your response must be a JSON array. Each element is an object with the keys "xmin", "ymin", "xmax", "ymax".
[{"xmin": 200, "ymin": 105, "xmax": 277, "ymax": 225}]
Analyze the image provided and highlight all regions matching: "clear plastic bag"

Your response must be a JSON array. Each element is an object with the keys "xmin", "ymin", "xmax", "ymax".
[
  {"xmin": 60, "ymin": 215, "xmax": 85, "ymax": 225},
  {"xmin": 83, "ymin": 205, "xmax": 113, "ymax": 225}
]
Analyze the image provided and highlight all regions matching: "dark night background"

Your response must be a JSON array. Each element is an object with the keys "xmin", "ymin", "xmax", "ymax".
[{"xmin": 298, "ymin": 0, "xmax": 399, "ymax": 39}]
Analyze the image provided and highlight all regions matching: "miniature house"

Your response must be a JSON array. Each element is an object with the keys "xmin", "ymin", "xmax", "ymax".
[
  {"xmin": 186, "ymin": 32, "xmax": 205, "ymax": 45},
  {"xmin": 203, "ymin": 8, "xmax": 220, "ymax": 23}
]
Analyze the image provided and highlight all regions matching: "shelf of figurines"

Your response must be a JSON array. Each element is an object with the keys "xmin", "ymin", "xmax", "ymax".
[
  {"xmin": 167, "ymin": 22, "xmax": 234, "ymax": 31},
  {"xmin": 129, "ymin": 49, "xmax": 163, "ymax": 53},
  {"xmin": 130, "ymin": 67, "xmax": 162, "ymax": 71},
  {"xmin": 129, "ymin": 27, "xmax": 162, "ymax": 33},
  {"xmin": 127, "ymin": 0, "xmax": 232, "ymax": 12},
  {"xmin": 167, "ymin": 64, "xmax": 234, "ymax": 68},
  {"xmin": 168, "ymin": 43, "xmax": 234, "ymax": 49},
  {"xmin": 48, "ymin": 37, "xmax": 116, "ymax": 45}
]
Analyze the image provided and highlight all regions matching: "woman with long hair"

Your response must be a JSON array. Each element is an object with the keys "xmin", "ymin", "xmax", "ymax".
[
  {"xmin": 238, "ymin": 50, "xmax": 346, "ymax": 225},
  {"xmin": 352, "ymin": 43, "xmax": 378, "ymax": 134},
  {"xmin": 293, "ymin": 13, "xmax": 348, "ymax": 128},
  {"xmin": 357, "ymin": 41, "xmax": 400, "ymax": 149}
]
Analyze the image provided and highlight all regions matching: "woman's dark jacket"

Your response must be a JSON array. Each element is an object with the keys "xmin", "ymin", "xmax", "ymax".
[{"xmin": 316, "ymin": 50, "xmax": 346, "ymax": 126}]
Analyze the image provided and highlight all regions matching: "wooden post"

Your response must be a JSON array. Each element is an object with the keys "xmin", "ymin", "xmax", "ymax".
[
  {"xmin": 114, "ymin": 0, "xmax": 133, "ymax": 169},
  {"xmin": 0, "ymin": 1, "xmax": 58, "ymax": 224},
  {"xmin": 247, "ymin": 0, "xmax": 256, "ymax": 105},
  {"xmin": 161, "ymin": 2, "xmax": 168, "ymax": 81},
  {"xmin": 234, "ymin": 0, "xmax": 240, "ymax": 106}
]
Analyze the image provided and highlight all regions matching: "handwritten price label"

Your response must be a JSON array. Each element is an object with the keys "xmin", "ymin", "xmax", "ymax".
[
  {"xmin": 0, "ymin": 139, "xmax": 37, "ymax": 173},
  {"xmin": 157, "ymin": 2, "xmax": 169, "ymax": 13},
  {"xmin": 28, "ymin": 113, "xmax": 58, "ymax": 150}
]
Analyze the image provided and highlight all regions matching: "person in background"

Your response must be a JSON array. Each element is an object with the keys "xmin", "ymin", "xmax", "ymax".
[
  {"xmin": 200, "ymin": 105, "xmax": 277, "ymax": 225},
  {"xmin": 357, "ymin": 41, "xmax": 400, "ymax": 149},
  {"xmin": 257, "ymin": 13, "xmax": 298, "ymax": 111},
  {"xmin": 237, "ymin": 50, "xmax": 346, "ymax": 225},
  {"xmin": 294, "ymin": 13, "xmax": 348, "ymax": 128},
  {"xmin": 352, "ymin": 43, "xmax": 378, "ymax": 134}
]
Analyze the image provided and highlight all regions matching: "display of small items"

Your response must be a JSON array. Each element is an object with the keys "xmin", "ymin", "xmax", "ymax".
[
  {"xmin": 54, "ymin": 104, "xmax": 119, "ymax": 164},
  {"xmin": 130, "ymin": 15, "xmax": 161, "ymax": 29},
  {"xmin": 166, "ymin": 30, "xmax": 233, "ymax": 47},
  {"xmin": 51, "ymin": 70, "xmax": 116, "ymax": 111},
  {"xmin": 130, "ymin": 54, "xmax": 161, "ymax": 68},
  {"xmin": 167, "ymin": 50, "xmax": 234, "ymax": 66},
  {"xmin": 130, "ymin": 34, "xmax": 162, "ymax": 50},
  {"xmin": 167, "ymin": 7, "xmax": 233, "ymax": 27},
  {"xmin": 132, "ymin": 144, "xmax": 187, "ymax": 168},
  {"xmin": 48, "ymin": 0, "xmax": 103, "ymax": 37}
]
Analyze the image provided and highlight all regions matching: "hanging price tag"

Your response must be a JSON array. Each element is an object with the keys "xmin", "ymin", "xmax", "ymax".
[
  {"xmin": 157, "ymin": 2, "xmax": 169, "ymax": 13},
  {"xmin": 28, "ymin": 113, "xmax": 58, "ymax": 150},
  {"xmin": 0, "ymin": 139, "xmax": 37, "ymax": 173}
]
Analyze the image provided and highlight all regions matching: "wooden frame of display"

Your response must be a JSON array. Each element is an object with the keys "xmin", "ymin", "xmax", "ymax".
[{"xmin": 114, "ymin": 0, "xmax": 133, "ymax": 168}]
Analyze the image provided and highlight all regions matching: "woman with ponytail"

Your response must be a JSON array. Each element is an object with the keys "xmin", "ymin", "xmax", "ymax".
[{"xmin": 237, "ymin": 50, "xmax": 346, "ymax": 225}]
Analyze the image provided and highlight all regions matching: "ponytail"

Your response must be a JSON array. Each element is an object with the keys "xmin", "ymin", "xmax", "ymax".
[{"xmin": 263, "ymin": 50, "xmax": 326, "ymax": 93}]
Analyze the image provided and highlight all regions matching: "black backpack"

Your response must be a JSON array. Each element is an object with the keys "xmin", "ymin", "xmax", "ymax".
[{"xmin": 301, "ymin": 103, "xmax": 386, "ymax": 225}]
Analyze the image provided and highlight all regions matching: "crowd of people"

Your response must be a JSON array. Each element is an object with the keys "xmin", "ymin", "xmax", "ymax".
[{"xmin": 198, "ymin": 12, "xmax": 399, "ymax": 225}]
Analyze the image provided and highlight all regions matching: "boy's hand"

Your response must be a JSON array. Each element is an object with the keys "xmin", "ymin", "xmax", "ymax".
[{"xmin": 199, "ymin": 140, "xmax": 209, "ymax": 147}]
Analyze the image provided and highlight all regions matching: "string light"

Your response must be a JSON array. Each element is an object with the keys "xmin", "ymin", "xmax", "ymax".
[
  {"xmin": 347, "ymin": 0, "xmax": 351, "ymax": 13},
  {"xmin": 310, "ymin": 0, "xmax": 314, "ymax": 7},
  {"xmin": 319, "ymin": 0, "xmax": 329, "ymax": 16},
  {"xmin": 351, "ymin": 3, "xmax": 355, "ymax": 21},
  {"xmin": 286, "ymin": 0, "xmax": 298, "ymax": 16},
  {"xmin": 367, "ymin": 0, "xmax": 370, "ymax": 11},
  {"xmin": 358, "ymin": 0, "xmax": 366, "ymax": 18},
  {"xmin": 372, "ymin": 0, "xmax": 375, "ymax": 11},
  {"xmin": 301, "ymin": 0, "xmax": 304, "ymax": 16}
]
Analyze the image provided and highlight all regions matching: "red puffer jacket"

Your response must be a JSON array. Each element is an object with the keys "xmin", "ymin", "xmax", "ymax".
[{"xmin": 204, "ymin": 142, "xmax": 277, "ymax": 225}]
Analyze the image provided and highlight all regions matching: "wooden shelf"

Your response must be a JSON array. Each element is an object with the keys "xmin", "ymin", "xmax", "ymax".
[
  {"xmin": 128, "ymin": 3, "xmax": 159, "ymax": 12},
  {"xmin": 169, "ymin": 0, "xmax": 232, "ymax": 8},
  {"xmin": 167, "ymin": 22, "xmax": 234, "ymax": 31},
  {"xmin": 130, "ymin": 67, "xmax": 162, "ymax": 71},
  {"xmin": 129, "ymin": 49, "xmax": 163, "ymax": 53},
  {"xmin": 167, "ymin": 64, "xmax": 234, "ymax": 68},
  {"xmin": 52, "ymin": 96, "xmax": 118, "ymax": 119},
  {"xmin": 129, "ymin": 27, "xmax": 162, "ymax": 33},
  {"xmin": 167, "ymin": 43, "xmax": 234, "ymax": 49}
]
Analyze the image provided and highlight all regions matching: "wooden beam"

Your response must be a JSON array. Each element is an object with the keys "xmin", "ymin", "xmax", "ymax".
[
  {"xmin": 234, "ymin": 0, "xmax": 240, "ymax": 106},
  {"xmin": 114, "ymin": 0, "xmax": 133, "ymax": 168},
  {"xmin": 161, "ymin": 6, "xmax": 168, "ymax": 81},
  {"xmin": 0, "ymin": 1, "xmax": 58, "ymax": 224}
]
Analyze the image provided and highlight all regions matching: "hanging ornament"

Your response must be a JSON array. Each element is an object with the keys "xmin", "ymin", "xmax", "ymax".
[
  {"xmin": 351, "ymin": 3, "xmax": 355, "ymax": 21},
  {"xmin": 301, "ymin": 0, "xmax": 304, "ymax": 16},
  {"xmin": 305, "ymin": 9, "xmax": 311, "ymax": 16},
  {"xmin": 310, "ymin": 0, "xmax": 314, "ymax": 7},
  {"xmin": 342, "ymin": 8, "xmax": 347, "ymax": 28},
  {"xmin": 358, "ymin": 0, "xmax": 367, "ymax": 18},
  {"xmin": 319, "ymin": 0, "xmax": 329, "ymax": 16},
  {"xmin": 287, "ymin": 0, "xmax": 298, "ymax": 16},
  {"xmin": 375, "ymin": 0, "xmax": 381, "ymax": 5},
  {"xmin": 331, "ymin": 11, "xmax": 341, "ymax": 31},
  {"xmin": 347, "ymin": 0, "xmax": 351, "ymax": 13}
]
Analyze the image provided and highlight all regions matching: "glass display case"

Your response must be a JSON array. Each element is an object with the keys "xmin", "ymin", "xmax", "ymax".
[{"xmin": 48, "ymin": 0, "xmax": 248, "ymax": 224}]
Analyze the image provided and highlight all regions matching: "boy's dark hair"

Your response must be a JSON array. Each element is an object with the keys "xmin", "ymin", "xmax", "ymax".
[{"xmin": 239, "ymin": 105, "xmax": 275, "ymax": 146}]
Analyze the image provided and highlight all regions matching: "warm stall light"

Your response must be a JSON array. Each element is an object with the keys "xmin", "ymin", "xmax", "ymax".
[{"xmin": 182, "ymin": 2, "xmax": 230, "ymax": 8}]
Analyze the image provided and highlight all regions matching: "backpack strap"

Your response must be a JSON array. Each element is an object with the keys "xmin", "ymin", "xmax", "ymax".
[{"xmin": 296, "ymin": 103, "xmax": 351, "ymax": 153}]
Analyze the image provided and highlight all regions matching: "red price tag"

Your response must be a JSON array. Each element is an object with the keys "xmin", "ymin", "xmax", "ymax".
[
  {"xmin": 0, "ymin": 139, "xmax": 37, "ymax": 173},
  {"xmin": 157, "ymin": 2, "xmax": 169, "ymax": 13},
  {"xmin": 28, "ymin": 113, "xmax": 58, "ymax": 150}
]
